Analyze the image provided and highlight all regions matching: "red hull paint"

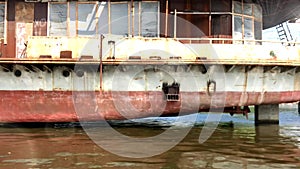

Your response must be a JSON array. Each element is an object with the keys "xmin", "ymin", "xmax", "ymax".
[{"xmin": 0, "ymin": 91, "xmax": 299, "ymax": 122}]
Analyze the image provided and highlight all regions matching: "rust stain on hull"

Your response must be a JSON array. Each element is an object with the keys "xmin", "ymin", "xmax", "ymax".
[{"xmin": 0, "ymin": 91, "xmax": 299, "ymax": 122}]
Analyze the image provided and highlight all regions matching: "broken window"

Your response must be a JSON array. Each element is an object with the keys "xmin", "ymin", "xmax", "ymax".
[{"xmin": 77, "ymin": 2, "xmax": 98, "ymax": 36}]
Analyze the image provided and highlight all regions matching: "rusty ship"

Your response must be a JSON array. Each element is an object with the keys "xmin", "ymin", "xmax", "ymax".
[{"xmin": 0, "ymin": 0, "xmax": 299, "ymax": 123}]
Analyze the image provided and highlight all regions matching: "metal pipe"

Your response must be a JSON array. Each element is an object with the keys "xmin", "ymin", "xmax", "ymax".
[
  {"xmin": 108, "ymin": 0, "xmax": 111, "ymax": 34},
  {"xmin": 67, "ymin": 2, "xmax": 70, "ymax": 36},
  {"xmin": 165, "ymin": 0, "xmax": 168, "ymax": 37},
  {"xmin": 95, "ymin": 1, "xmax": 99, "ymax": 36},
  {"xmin": 76, "ymin": 2, "xmax": 78, "ymax": 36},
  {"xmin": 174, "ymin": 9, "xmax": 177, "ymax": 38},
  {"xmin": 99, "ymin": 35, "xmax": 104, "ymax": 92},
  {"xmin": 131, "ymin": 0, "xmax": 134, "ymax": 37},
  {"xmin": 138, "ymin": 2, "xmax": 141, "ymax": 36}
]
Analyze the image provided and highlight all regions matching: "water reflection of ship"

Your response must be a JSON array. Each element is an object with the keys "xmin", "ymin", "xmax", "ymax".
[
  {"xmin": 174, "ymin": 125, "xmax": 300, "ymax": 168},
  {"xmin": 0, "ymin": 123, "xmax": 300, "ymax": 168}
]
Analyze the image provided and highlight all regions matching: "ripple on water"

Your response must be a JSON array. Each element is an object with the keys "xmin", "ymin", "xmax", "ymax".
[
  {"xmin": 104, "ymin": 162, "xmax": 144, "ymax": 168},
  {"xmin": 55, "ymin": 152, "xmax": 103, "ymax": 157},
  {"xmin": 212, "ymin": 161, "xmax": 244, "ymax": 169},
  {"xmin": 2, "ymin": 158, "xmax": 54, "ymax": 166}
]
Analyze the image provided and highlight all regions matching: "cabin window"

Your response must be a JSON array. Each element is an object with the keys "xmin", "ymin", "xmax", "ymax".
[
  {"xmin": 131, "ymin": 1, "xmax": 139, "ymax": 36},
  {"xmin": 234, "ymin": 15, "xmax": 242, "ymax": 38},
  {"xmin": 49, "ymin": 1, "xmax": 100, "ymax": 36},
  {"xmin": 254, "ymin": 21, "xmax": 262, "ymax": 40},
  {"xmin": 49, "ymin": 3, "xmax": 67, "ymax": 36},
  {"xmin": 140, "ymin": 2, "xmax": 159, "ymax": 37},
  {"xmin": 111, "ymin": 2, "xmax": 129, "ymax": 36},
  {"xmin": 233, "ymin": 1, "xmax": 262, "ymax": 41},
  {"xmin": 71, "ymin": 1, "xmax": 109, "ymax": 36},
  {"xmin": 243, "ymin": 3, "xmax": 252, "ymax": 16},
  {"xmin": 253, "ymin": 4, "xmax": 262, "ymax": 40},
  {"xmin": 233, "ymin": 0, "xmax": 242, "ymax": 14},
  {"xmin": 77, "ymin": 2, "xmax": 98, "ymax": 36},
  {"xmin": 48, "ymin": 1, "xmax": 159, "ymax": 37},
  {"xmin": 98, "ymin": 2, "xmax": 109, "ymax": 35},
  {"xmin": 131, "ymin": 1, "xmax": 159, "ymax": 37},
  {"xmin": 0, "ymin": 1, "xmax": 6, "ymax": 39},
  {"xmin": 244, "ymin": 18, "xmax": 253, "ymax": 38},
  {"xmin": 69, "ymin": 2, "xmax": 76, "ymax": 36},
  {"xmin": 212, "ymin": 15, "xmax": 232, "ymax": 36}
]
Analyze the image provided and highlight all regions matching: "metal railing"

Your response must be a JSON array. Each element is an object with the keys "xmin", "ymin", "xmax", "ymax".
[{"xmin": 171, "ymin": 37, "xmax": 300, "ymax": 46}]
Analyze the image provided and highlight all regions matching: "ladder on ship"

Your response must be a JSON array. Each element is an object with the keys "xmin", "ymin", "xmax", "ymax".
[{"xmin": 275, "ymin": 22, "xmax": 295, "ymax": 46}]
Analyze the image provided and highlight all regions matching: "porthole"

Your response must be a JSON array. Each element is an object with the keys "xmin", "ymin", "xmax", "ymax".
[
  {"xmin": 62, "ymin": 70, "xmax": 70, "ymax": 77},
  {"xmin": 76, "ymin": 70, "xmax": 84, "ymax": 77},
  {"xmin": 14, "ymin": 69, "xmax": 22, "ymax": 77}
]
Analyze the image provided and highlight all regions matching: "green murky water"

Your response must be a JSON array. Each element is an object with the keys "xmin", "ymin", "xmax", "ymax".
[{"xmin": 0, "ymin": 111, "xmax": 299, "ymax": 169}]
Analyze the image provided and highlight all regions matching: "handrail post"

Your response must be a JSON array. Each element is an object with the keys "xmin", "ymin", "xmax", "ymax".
[
  {"xmin": 99, "ymin": 34, "xmax": 104, "ymax": 92},
  {"xmin": 165, "ymin": 0, "xmax": 168, "ymax": 37},
  {"xmin": 174, "ymin": 9, "xmax": 177, "ymax": 38}
]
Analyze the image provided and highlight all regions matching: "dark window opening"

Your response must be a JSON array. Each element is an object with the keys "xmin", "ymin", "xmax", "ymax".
[
  {"xmin": 211, "ymin": 15, "xmax": 232, "ymax": 36},
  {"xmin": 211, "ymin": 0, "xmax": 232, "ymax": 12}
]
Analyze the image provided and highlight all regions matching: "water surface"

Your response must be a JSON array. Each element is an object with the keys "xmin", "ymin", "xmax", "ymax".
[{"xmin": 0, "ymin": 110, "xmax": 299, "ymax": 169}]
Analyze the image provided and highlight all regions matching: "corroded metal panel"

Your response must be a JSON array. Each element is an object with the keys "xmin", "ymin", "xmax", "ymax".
[
  {"xmin": 53, "ymin": 66, "xmax": 73, "ymax": 91},
  {"xmin": 101, "ymin": 37, "xmax": 199, "ymax": 60},
  {"xmin": 0, "ymin": 90, "xmax": 299, "ymax": 122},
  {"xmin": 15, "ymin": 2, "xmax": 34, "ymax": 22},
  {"xmin": 26, "ymin": 36, "xmax": 300, "ymax": 62},
  {"xmin": 0, "ymin": 63, "xmax": 299, "ymax": 121},
  {"xmin": 0, "ymin": 65, "xmax": 49, "ymax": 91},
  {"xmin": 15, "ymin": 2, "xmax": 34, "ymax": 58},
  {"xmin": 27, "ymin": 36, "xmax": 100, "ymax": 59}
]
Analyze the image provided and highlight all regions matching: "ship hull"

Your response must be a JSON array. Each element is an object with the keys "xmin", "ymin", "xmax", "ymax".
[{"xmin": 0, "ymin": 90, "xmax": 299, "ymax": 122}]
